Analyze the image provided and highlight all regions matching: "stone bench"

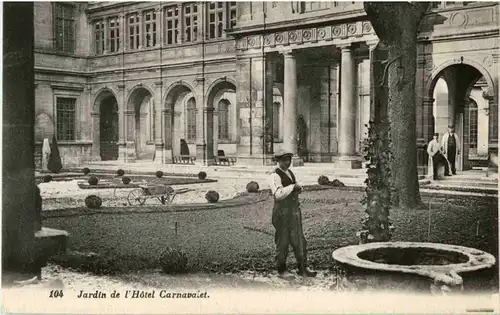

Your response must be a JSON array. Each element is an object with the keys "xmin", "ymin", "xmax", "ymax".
[
  {"xmin": 213, "ymin": 156, "xmax": 237, "ymax": 166},
  {"xmin": 172, "ymin": 155, "xmax": 196, "ymax": 164}
]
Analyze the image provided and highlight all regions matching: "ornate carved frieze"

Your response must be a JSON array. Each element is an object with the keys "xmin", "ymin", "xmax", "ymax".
[
  {"xmin": 237, "ymin": 21, "xmax": 375, "ymax": 51},
  {"xmin": 420, "ymin": 5, "xmax": 497, "ymax": 32}
]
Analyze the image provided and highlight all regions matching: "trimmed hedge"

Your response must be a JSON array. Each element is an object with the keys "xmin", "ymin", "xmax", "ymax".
[
  {"xmin": 122, "ymin": 176, "xmax": 131, "ymax": 185},
  {"xmin": 82, "ymin": 167, "xmax": 90, "ymax": 175},
  {"xmin": 85, "ymin": 195, "xmax": 102, "ymax": 209},
  {"xmin": 88, "ymin": 176, "xmax": 99, "ymax": 186},
  {"xmin": 156, "ymin": 170, "xmax": 164, "ymax": 178},
  {"xmin": 318, "ymin": 175, "xmax": 330, "ymax": 185},
  {"xmin": 198, "ymin": 171, "xmax": 207, "ymax": 180},
  {"xmin": 159, "ymin": 247, "xmax": 188, "ymax": 274},
  {"xmin": 246, "ymin": 181, "xmax": 260, "ymax": 193},
  {"xmin": 116, "ymin": 169, "xmax": 125, "ymax": 176},
  {"xmin": 43, "ymin": 175, "xmax": 53, "ymax": 183},
  {"xmin": 205, "ymin": 190, "xmax": 220, "ymax": 203}
]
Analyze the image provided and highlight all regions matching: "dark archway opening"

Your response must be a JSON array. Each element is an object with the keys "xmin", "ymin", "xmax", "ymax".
[{"xmin": 100, "ymin": 96, "xmax": 119, "ymax": 160}]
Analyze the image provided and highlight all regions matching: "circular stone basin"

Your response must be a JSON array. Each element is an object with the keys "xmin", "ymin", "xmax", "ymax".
[{"xmin": 332, "ymin": 242, "xmax": 496, "ymax": 285}]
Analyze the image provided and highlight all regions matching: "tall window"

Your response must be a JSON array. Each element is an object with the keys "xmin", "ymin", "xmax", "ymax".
[
  {"xmin": 108, "ymin": 17, "xmax": 120, "ymax": 52},
  {"xmin": 94, "ymin": 20, "xmax": 105, "ymax": 55},
  {"xmin": 184, "ymin": 3, "xmax": 198, "ymax": 42},
  {"xmin": 207, "ymin": 2, "xmax": 225, "ymax": 39},
  {"xmin": 128, "ymin": 13, "xmax": 140, "ymax": 50},
  {"xmin": 186, "ymin": 98, "xmax": 197, "ymax": 141},
  {"xmin": 228, "ymin": 2, "xmax": 237, "ymax": 29},
  {"xmin": 469, "ymin": 99, "xmax": 478, "ymax": 149},
  {"xmin": 218, "ymin": 99, "xmax": 230, "ymax": 140},
  {"xmin": 54, "ymin": 3, "xmax": 75, "ymax": 53},
  {"xmin": 56, "ymin": 98, "xmax": 76, "ymax": 141},
  {"xmin": 273, "ymin": 102, "xmax": 280, "ymax": 140},
  {"xmin": 144, "ymin": 10, "xmax": 157, "ymax": 48},
  {"xmin": 165, "ymin": 5, "xmax": 180, "ymax": 45}
]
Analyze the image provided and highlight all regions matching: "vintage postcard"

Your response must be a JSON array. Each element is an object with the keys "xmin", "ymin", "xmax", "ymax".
[{"xmin": 2, "ymin": 1, "xmax": 499, "ymax": 314}]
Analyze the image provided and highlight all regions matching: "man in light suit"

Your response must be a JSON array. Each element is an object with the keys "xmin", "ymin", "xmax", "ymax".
[
  {"xmin": 427, "ymin": 133, "xmax": 451, "ymax": 180},
  {"xmin": 441, "ymin": 125, "xmax": 460, "ymax": 175}
]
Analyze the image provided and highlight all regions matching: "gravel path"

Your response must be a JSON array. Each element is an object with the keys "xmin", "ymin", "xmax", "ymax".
[{"xmin": 14, "ymin": 264, "xmax": 341, "ymax": 292}]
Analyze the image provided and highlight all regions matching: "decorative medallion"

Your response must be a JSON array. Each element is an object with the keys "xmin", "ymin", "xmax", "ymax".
[
  {"xmin": 451, "ymin": 12, "xmax": 467, "ymax": 26},
  {"xmin": 483, "ymin": 55, "xmax": 493, "ymax": 68},
  {"xmin": 248, "ymin": 37, "xmax": 256, "ymax": 47},
  {"xmin": 303, "ymin": 30, "xmax": 312, "ymax": 41},
  {"xmin": 425, "ymin": 60, "xmax": 434, "ymax": 70},
  {"xmin": 289, "ymin": 31, "xmax": 297, "ymax": 42},
  {"xmin": 219, "ymin": 43, "xmax": 226, "ymax": 53},
  {"xmin": 317, "ymin": 28, "xmax": 326, "ymax": 40},
  {"xmin": 332, "ymin": 26, "xmax": 342, "ymax": 37},
  {"xmin": 275, "ymin": 33, "xmax": 284, "ymax": 43},
  {"xmin": 347, "ymin": 24, "xmax": 356, "ymax": 35},
  {"xmin": 264, "ymin": 35, "xmax": 271, "ymax": 46},
  {"xmin": 362, "ymin": 22, "xmax": 372, "ymax": 33}
]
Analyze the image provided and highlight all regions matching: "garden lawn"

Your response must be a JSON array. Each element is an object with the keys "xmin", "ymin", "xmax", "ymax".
[{"xmin": 46, "ymin": 188, "xmax": 498, "ymax": 276}]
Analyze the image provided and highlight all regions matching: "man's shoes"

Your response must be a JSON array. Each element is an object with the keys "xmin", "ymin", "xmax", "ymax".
[
  {"xmin": 452, "ymin": 172, "xmax": 456, "ymax": 175},
  {"xmin": 433, "ymin": 177, "xmax": 437, "ymax": 180},
  {"xmin": 278, "ymin": 271, "xmax": 295, "ymax": 281},
  {"xmin": 298, "ymin": 267, "xmax": 317, "ymax": 278}
]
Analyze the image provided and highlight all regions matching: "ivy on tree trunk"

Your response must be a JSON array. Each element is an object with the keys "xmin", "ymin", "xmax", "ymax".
[{"xmin": 364, "ymin": 2, "xmax": 429, "ymax": 209}]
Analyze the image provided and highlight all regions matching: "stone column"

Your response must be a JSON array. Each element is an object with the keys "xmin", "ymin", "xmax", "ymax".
[
  {"xmin": 138, "ymin": 12, "xmax": 143, "ymax": 49},
  {"xmin": 235, "ymin": 55, "xmax": 275, "ymax": 166},
  {"xmin": 117, "ymin": 84, "xmax": 127, "ymax": 161},
  {"xmin": 203, "ymin": 107, "xmax": 215, "ymax": 165},
  {"xmin": 282, "ymin": 50, "xmax": 303, "ymax": 166},
  {"xmin": 119, "ymin": 14, "xmax": 125, "ymax": 51},
  {"xmin": 162, "ymin": 107, "xmax": 173, "ymax": 163},
  {"xmin": 153, "ymin": 81, "xmax": 164, "ymax": 163},
  {"xmin": 155, "ymin": 8, "xmax": 161, "ymax": 47},
  {"xmin": 124, "ymin": 110, "xmax": 136, "ymax": 162},
  {"xmin": 3, "ymin": 2, "xmax": 37, "ymax": 280},
  {"xmin": 336, "ymin": 44, "xmax": 361, "ymax": 168},
  {"xmin": 103, "ymin": 18, "xmax": 109, "ymax": 54},
  {"xmin": 91, "ymin": 112, "xmax": 101, "ymax": 161}
]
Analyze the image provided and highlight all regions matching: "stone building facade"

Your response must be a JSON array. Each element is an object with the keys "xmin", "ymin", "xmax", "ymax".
[{"xmin": 34, "ymin": 1, "xmax": 499, "ymax": 174}]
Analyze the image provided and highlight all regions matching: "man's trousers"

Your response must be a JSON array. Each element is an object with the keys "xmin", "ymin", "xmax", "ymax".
[{"xmin": 272, "ymin": 203, "xmax": 307, "ymax": 273}]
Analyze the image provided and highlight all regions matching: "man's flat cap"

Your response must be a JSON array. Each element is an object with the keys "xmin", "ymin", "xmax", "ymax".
[{"xmin": 274, "ymin": 149, "xmax": 294, "ymax": 160}]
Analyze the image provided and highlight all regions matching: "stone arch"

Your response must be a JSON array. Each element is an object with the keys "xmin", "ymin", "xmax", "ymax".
[
  {"xmin": 206, "ymin": 79, "xmax": 237, "ymax": 158},
  {"xmin": 125, "ymin": 85, "xmax": 156, "ymax": 160},
  {"xmin": 425, "ymin": 58, "xmax": 496, "ymax": 102},
  {"xmin": 164, "ymin": 80, "xmax": 197, "ymax": 109},
  {"xmin": 425, "ymin": 59, "xmax": 496, "ymax": 172},
  {"xmin": 205, "ymin": 76, "xmax": 236, "ymax": 105},
  {"xmin": 163, "ymin": 81, "xmax": 197, "ymax": 159},
  {"xmin": 92, "ymin": 87, "xmax": 118, "ymax": 112},
  {"xmin": 126, "ymin": 84, "xmax": 155, "ymax": 111}
]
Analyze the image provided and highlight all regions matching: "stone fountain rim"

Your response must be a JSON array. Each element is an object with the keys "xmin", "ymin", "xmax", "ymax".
[{"xmin": 332, "ymin": 241, "xmax": 496, "ymax": 278}]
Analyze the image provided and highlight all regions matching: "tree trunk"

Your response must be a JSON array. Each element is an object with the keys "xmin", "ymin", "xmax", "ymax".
[{"xmin": 364, "ymin": 2, "xmax": 429, "ymax": 209}]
